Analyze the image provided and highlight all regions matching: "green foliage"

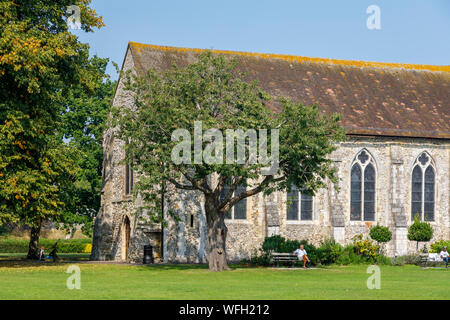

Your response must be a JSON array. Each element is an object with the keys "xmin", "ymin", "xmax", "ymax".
[
  {"xmin": 352, "ymin": 234, "xmax": 379, "ymax": 259},
  {"xmin": 0, "ymin": 238, "xmax": 92, "ymax": 253},
  {"xmin": 369, "ymin": 225, "xmax": 392, "ymax": 243},
  {"xmin": 256, "ymin": 236, "xmax": 388, "ymax": 266},
  {"xmin": 113, "ymin": 51, "xmax": 345, "ymax": 224},
  {"xmin": 57, "ymin": 56, "xmax": 116, "ymax": 236},
  {"xmin": 0, "ymin": 0, "xmax": 105, "ymax": 231},
  {"xmin": 259, "ymin": 236, "xmax": 318, "ymax": 265},
  {"xmin": 407, "ymin": 215, "xmax": 434, "ymax": 244},
  {"xmin": 261, "ymin": 235, "xmax": 286, "ymax": 252},
  {"xmin": 316, "ymin": 239, "xmax": 343, "ymax": 265},
  {"xmin": 390, "ymin": 254, "xmax": 422, "ymax": 266},
  {"xmin": 430, "ymin": 240, "xmax": 450, "ymax": 253},
  {"xmin": 335, "ymin": 245, "xmax": 366, "ymax": 265}
]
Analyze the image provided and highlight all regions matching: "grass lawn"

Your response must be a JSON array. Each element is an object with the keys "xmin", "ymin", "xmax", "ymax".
[{"xmin": 0, "ymin": 259, "xmax": 448, "ymax": 300}]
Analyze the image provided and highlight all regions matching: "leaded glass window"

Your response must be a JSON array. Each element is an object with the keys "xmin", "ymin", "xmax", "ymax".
[
  {"xmin": 222, "ymin": 179, "xmax": 247, "ymax": 220},
  {"xmin": 286, "ymin": 185, "xmax": 313, "ymax": 221},
  {"xmin": 350, "ymin": 150, "xmax": 376, "ymax": 221},
  {"xmin": 411, "ymin": 152, "xmax": 435, "ymax": 221}
]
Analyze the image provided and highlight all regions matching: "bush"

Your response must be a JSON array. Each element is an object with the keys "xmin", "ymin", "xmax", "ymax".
[
  {"xmin": 408, "ymin": 215, "xmax": 433, "ymax": 250},
  {"xmin": 430, "ymin": 240, "xmax": 450, "ymax": 253},
  {"xmin": 336, "ymin": 245, "xmax": 366, "ymax": 265},
  {"xmin": 0, "ymin": 225, "xmax": 7, "ymax": 236},
  {"xmin": 352, "ymin": 234, "xmax": 379, "ymax": 260},
  {"xmin": 317, "ymin": 239, "xmax": 343, "ymax": 265},
  {"xmin": 261, "ymin": 235, "xmax": 286, "ymax": 253},
  {"xmin": 369, "ymin": 225, "xmax": 392, "ymax": 243},
  {"xmin": 0, "ymin": 238, "xmax": 92, "ymax": 253},
  {"xmin": 390, "ymin": 254, "xmax": 422, "ymax": 266},
  {"xmin": 259, "ymin": 236, "xmax": 319, "ymax": 266}
]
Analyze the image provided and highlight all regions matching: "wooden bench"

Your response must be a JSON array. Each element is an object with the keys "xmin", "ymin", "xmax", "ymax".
[{"xmin": 271, "ymin": 252, "xmax": 298, "ymax": 267}]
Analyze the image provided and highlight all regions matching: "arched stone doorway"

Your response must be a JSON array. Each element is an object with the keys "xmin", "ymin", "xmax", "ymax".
[{"xmin": 121, "ymin": 216, "xmax": 131, "ymax": 261}]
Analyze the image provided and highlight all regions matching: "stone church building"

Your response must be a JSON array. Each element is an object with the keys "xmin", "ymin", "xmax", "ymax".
[{"xmin": 91, "ymin": 42, "xmax": 450, "ymax": 263}]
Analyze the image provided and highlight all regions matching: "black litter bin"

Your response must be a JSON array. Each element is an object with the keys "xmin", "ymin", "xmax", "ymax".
[{"xmin": 143, "ymin": 245, "xmax": 154, "ymax": 264}]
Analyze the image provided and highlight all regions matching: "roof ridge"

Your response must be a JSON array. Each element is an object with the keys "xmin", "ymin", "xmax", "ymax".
[{"xmin": 129, "ymin": 41, "xmax": 450, "ymax": 73}]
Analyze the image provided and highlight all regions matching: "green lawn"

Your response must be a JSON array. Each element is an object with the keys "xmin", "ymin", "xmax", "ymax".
[{"xmin": 0, "ymin": 259, "xmax": 448, "ymax": 300}]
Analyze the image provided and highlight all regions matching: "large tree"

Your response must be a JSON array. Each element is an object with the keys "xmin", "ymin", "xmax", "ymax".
[
  {"xmin": 0, "ymin": 0, "xmax": 104, "ymax": 258},
  {"xmin": 58, "ymin": 57, "xmax": 117, "ymax": 237},
  {"xmin": 114, "ymin": 52, "xmax": 345, "ymax": 271}
]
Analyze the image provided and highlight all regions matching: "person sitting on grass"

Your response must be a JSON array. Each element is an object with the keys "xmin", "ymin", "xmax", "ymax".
[
  {"xmin": 39, "ymin": 247, "xmax": 45, "ymax": 261},
  {"xmin": 440, "ymin": 246, "xmax": 449, "ymax": 268},
  {"xmin": 293, "ymin": 244, "xmax": 310, "ymax": 269}
]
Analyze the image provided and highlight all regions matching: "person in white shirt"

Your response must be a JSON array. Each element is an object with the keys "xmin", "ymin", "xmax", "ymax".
[
  {"xmin": 440, "ymin": 247, "xmax": 449, "ymax": 268},
  {"xmin": 293, "ymin": 245, "xmax": 310, "ymax": 269}
]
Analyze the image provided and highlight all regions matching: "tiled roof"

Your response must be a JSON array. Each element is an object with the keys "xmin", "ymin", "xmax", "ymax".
[{"xmin": 128, "ymin": 42, "xmax": 450, "ymax": 139}]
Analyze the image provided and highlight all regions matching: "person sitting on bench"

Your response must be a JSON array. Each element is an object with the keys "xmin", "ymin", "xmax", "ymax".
[
  {"xmin": 293, "ymin": 245, "xmax": 310, "ymax": 269},
  {"xmin": 440, "ymin": 246, "xmax": 449, "ymax": 268}
]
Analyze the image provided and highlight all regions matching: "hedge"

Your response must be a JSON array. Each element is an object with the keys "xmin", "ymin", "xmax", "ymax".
[{"xmin": 0, "ymin": 238, "xmax": 93, "ymax": 253}]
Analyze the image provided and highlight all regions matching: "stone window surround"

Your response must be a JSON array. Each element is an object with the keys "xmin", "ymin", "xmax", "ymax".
[
  {"xmin": 122, "ymin": 148, "xmax": 134, "ymax": 199},
  {"xmin": 349, "ymin": 149, "xmax": 377, "ymax": 222},
  {"xmin": 284, "ymin": 189, "xmax": 315, "ymax": 224},
  {"xmin": 224, "ymin": 190, "xmax": 250, "ymax": 223},
  {"xmin": 410, "ymin": 151, "xmax": 436, "ymax": 222}
]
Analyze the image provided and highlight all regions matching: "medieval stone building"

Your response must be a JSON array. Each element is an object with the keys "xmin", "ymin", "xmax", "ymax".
[{"xmin": 91, "ymin": 42, "xmax": 450, "ymax": 263}]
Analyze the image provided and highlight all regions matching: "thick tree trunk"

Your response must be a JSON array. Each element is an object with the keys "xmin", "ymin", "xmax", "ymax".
[
  {"xmin": 27, "ymin": 222, "xmax": 42, "ymax": 260},
  {"xmin": 205, "ymin": 196, "xmax": 230, "ymax": 272}
]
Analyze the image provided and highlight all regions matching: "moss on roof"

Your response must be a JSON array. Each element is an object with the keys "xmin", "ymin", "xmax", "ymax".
[{"xmin": 126, "ymin": 42, "xmax": 450, "ymax": 139}]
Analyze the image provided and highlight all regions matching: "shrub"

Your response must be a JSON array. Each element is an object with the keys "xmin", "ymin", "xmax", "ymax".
[
  {"xmin": 83, "ymin": 244, "xmax": 93, "ymax": 253},
  {"xmin": 262, "ymin": 235, "xmax": 286, "ymax": 253},
  {"xmin": 375, "ymin": 254, "xmax": 391, "ymax": 265},
  {"xmin": 0, "ymin": 238, "xmax": 92, "ymax": 253},
  {"xmin": 317, "ymin": 239, "xmax": 343, "ymax": 265},
  {"xmin": 352, "ymin": 234, "xmax": 379, "ymax": 260},
  {"xmin": 259, "ymin": 236, "xmax": 319, "ymax": 266},
  {"xmin": 408, "ymin": 215, "xmax": 433, "ymax": 250},
  {"xmin": 391, "ymin": 254, "xmax": 422, "ymax": 266},
  {"xmin": 336, "ymin": 245, "xmax": 366, "ymax": 265},
  {"xmin": 369, "ymin": 225, "xmax": 392, "ymax": 243},
  {"xmin": 430, "ymin": 240, "xmax": 450, "ymax": 253}
]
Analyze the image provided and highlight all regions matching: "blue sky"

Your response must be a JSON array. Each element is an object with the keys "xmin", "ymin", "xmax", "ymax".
[{"xmin": 76, "ymin": 0, "xmax": 450, "ymax": 79}]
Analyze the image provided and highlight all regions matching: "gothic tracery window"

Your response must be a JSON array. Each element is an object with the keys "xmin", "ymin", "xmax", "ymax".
[
  {"xmin": 411, "ymin": 152, "xmax": 435, "ymax": 221},
  {"xmin": 350, "ymin": 150, "xmax": 376, "ymax": 221}
]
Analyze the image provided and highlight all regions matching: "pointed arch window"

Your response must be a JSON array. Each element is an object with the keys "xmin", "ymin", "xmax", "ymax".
[
  {"xmin": 411, "ymin": 152, "xmax": 435, "ymax": 221},
  {"xmin": 350, "ymin": 150, "xmax": 376, "ymax": 221}
]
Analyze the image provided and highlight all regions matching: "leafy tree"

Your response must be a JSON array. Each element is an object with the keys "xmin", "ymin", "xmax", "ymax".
[
  {"xmin": 369, "ymin": 225, "xmax": 392, "ymax": 243},
  {"xmin": 369, "ymin": 224, "xmax": 392, "ymax": 255},
  {"xmin": 0, "ymin": 0, "xmax": 104, "ymax": 258},
  {"xmin": 408, "ymin": 214, "xmax": 433, "ymax": 251},
  {"xmin": 113, "ymin": 52, "xmax": 345, "ymax": 271},
  {"xmin": 58, "ymin": 57, "xmax": 117, "ymax": 237}
]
